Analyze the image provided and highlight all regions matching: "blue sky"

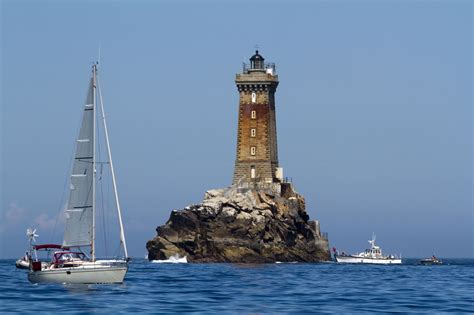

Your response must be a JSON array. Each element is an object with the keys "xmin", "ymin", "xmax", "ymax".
[{"xmin": 1, "ymin": 0, "xmax": 472, "ymax": 259}]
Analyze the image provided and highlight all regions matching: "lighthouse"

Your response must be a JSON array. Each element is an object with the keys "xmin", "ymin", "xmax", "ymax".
[{"xmin": 232, "ymin": 51, "xmax": 282, "ymax": 186}]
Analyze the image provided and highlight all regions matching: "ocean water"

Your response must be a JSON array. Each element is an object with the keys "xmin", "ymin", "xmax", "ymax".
[{"xmin": 1, "ymin": 258, "xmax": 472, "ymax": 313}]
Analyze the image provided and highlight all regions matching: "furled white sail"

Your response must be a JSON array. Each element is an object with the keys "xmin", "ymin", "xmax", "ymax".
[{"xmin": 63, "ymin": 78, "xmax": 95, "ymax": 247}]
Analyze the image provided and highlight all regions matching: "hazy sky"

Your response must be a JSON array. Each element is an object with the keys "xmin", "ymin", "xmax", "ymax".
[{"xmin": 1, "ymin": 0, "xmax": 472, "ymax": 259}]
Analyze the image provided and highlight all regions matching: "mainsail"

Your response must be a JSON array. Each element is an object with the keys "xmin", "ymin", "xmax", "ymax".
[{"xmin": 63, "ymin": 78, "xmax": 95, "ymax": 247}]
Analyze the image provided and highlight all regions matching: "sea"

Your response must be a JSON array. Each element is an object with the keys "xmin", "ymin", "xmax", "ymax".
[{"xmin": 1, "ymin": 258, "xmax": 472, "ymax": 314}]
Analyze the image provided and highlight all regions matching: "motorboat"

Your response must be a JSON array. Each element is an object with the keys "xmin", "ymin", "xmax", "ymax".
[
  {"xmin": 334, "ymin": 234, "xmax": 402, "ymax": 264},
  {"xmin": 15, "ymin": 255, "xmax": 30, "ymax": 269},
  {"xmin": 16, "ymin": 228, "xmax": 37, "ymax": 269},
  {"xmin": 419, "ymin": 256, "xmax": 442, "ymax": 265}
]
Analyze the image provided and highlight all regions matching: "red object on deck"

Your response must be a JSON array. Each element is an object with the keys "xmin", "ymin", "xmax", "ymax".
[
  {"xmin": 31, "ymin": 261, "xmax": 41, "ymax": 271},
  {"xmin": 33, "ymin": 244, "xmax": 69, "ymax": 250}
]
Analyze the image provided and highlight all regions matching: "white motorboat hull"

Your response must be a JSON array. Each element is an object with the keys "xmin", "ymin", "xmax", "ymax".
[
  {"xmin": 15, "ymin": 259, "xmax": 29, "ymax": 269},
  {"xmin": 28, "ymin": 260, "xmax": 128, "ymax": 284},
  {"xmin": 419, "ymin": 259, "xmax": 442, "ymax": 265},
  {"xmin": 335, "ymin": 255, "xmax": 402, "ymax": 264}
]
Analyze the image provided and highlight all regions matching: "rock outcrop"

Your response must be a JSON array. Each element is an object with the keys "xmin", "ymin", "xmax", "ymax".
[{"xmin": 146, "ymin": 185, "xmax": 330, "ymax": 263}]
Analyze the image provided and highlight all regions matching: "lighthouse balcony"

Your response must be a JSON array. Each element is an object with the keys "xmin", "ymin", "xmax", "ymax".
[{"xmin": 235, "ymin": 71, "xmax": 279, "ymax": 86}]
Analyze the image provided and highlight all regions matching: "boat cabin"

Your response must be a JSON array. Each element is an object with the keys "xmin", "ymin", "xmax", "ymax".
[
  {"xmin": 364, "ymin": 245, "xmax": 383, "ymax": 258},
  {"xmin": 367, "ymin": 247, "xmax": 381, "ymax": 255},
  {"xmin": 52, "ymin": 251, "xmax": 86, "ymax": 267}
]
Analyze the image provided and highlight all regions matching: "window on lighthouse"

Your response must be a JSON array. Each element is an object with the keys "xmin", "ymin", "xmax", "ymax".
[
  {"xmin": 250, "ymin": 146, "xmax": 256, "ymax": 156},
  {"xmin": 251, "ymin": 128, "xmax": 256, "ymax": 137},
  {"xmin": 251, "ymin": 110, "xmax": 256, "ymax": 119},
  {"xmin": 251, "ymin": 92, "xmax": 257, "ymax": 103}
]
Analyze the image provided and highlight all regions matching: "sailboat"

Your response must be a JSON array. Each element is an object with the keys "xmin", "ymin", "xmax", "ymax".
[{"xmin": 27, "ymin": 63, "xmax": 129, "ymax": 284}]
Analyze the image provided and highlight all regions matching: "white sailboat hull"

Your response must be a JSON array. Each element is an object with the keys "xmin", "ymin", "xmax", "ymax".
[
  {"xmin": 28, "ymin": 260, "xmax": 128, "ymax": 284},
  {"xmin": 335, "ymin": 255, "xmax": 402, "ymax": 264}
]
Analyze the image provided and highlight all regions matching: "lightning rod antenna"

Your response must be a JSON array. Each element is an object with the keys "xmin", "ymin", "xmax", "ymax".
[{"xmin": 98, "ymin": 44, "xmax": 101, "ymax": 65}]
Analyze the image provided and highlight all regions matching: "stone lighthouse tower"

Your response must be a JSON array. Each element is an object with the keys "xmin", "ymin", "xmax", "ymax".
[{"xmin": 233, "ymin": 51, "xmax": 282, "ymax": 186}]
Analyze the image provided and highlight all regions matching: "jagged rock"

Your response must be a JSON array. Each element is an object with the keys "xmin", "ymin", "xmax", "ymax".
[{"xmin": 146, "ymin": 186, "xmax": 330, "ymax": 263}]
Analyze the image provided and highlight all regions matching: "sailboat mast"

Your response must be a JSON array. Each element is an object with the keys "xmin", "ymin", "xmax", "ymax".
[
  {"xmin": 91, "ymin": 63, "xmax": 97, "ymax": 262},
  {"xmin": 97, "ymin": 78, "xmax": 129, "ymax": 259}
]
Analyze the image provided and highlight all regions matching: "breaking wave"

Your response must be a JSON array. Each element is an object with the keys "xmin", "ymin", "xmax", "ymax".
[{"xmin": 150, "ymin": 254, "xmax": 187, "ymax": 264}]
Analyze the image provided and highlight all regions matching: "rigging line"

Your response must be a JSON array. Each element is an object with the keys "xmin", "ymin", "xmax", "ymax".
[
  {"xmin": 96, "ymin": 108, "xmax": 108, "ymax": 258},
  {"xmin": 97, "ymin": 77, "xmax": 128, "ymax": 258},
  {"xmin": 106, "ymin": 154, "xmax": 111, "ymax": 253},
  {"xmin": 113, "ymin": 240, "xmax": 121, "ymax": 259},
  {"xmin": 99, "ymin": 165, "xmax": 108, "ymax": 257},
  {"xmin": 107, "ymin": 159, "xmax": 111, "ymax": 253}
]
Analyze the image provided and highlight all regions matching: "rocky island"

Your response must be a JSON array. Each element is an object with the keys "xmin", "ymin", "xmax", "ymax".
[
  {"xmin": 147, "ymin": 185, "xmax": 330, "ymax": 263},
  {"xmin": 147, "ymin": 50, "xmax": 330, "ymax": 263}
]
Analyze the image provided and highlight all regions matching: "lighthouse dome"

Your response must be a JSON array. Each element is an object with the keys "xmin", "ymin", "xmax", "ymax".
[{"xmin": 249, "ymin": 50, "xmax": 264, "ymax": 69}]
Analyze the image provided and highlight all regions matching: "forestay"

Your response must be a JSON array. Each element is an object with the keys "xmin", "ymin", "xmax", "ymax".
[{"xmin": 63, "ymin": 79, "xmax": 95, "ymax": 247}]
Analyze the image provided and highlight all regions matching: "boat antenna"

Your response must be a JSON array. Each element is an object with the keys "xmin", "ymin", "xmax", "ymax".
[
  {"xmin": 368, "ymin": 233, "xmax": 376, "ymax": 247},
  {"xmin": 97, "ymin": 44, "xmax": 101, "ymax": 65}
]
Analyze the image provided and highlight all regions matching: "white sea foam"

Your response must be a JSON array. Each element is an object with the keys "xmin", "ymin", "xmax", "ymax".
[{"xmin": 151, "ymin": 254, "xmax": 188, "ymax": 264}]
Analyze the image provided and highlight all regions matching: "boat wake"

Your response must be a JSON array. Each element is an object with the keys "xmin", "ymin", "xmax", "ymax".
[{"xmin": 151, "ymin": 254, "xmax": 188, "ymax": 264}]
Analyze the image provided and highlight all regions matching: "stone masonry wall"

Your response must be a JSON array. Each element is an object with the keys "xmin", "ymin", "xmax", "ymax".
[{"xmin": 233, "ymin": 77, "xmax": 279, "ymax": 185}]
